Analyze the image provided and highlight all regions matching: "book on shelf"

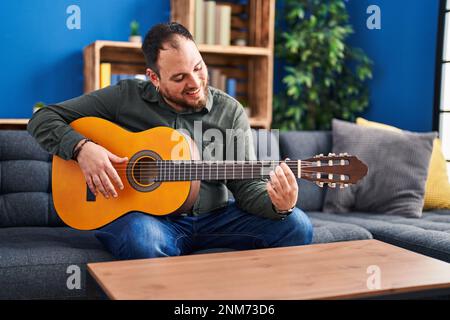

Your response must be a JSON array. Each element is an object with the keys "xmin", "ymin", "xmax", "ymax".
[
  {"xmin": 204, "ymin": 0, "xmax": 215, "ymax": 45},
  {"xmin": 208, "ymin": 67, "xmax": 222, "ymax": 89},
  {"xmin": 100, "ymin": 63, "xmax": 111, "ymax": 88},
  {"xmin": 110, "ymin": 74, "xmax": 148, "ymax": 86},
  {"xmin": 219, "ymin": 73, "xmax": 227, "ymax": 92},
  {"xmin": 215, "ymin": 4, "xmax": 231, "ymax": 46},
  {"xmin": 208, "ymin": 67, "xmax": 239, "ymax": 99},
  {"xmin": 194, "ymin": 0, "xmax": 204, "ymax": 44},
  {"xmin": 226, "ymin": 78, "xmax": 237, "ymax": 98},
  {"xmin": 196, "ymin": 0, "xmax": 231, "ymax": 45}
]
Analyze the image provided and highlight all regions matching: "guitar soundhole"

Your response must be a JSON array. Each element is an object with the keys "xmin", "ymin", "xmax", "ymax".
[
  {"xmin": 132, "ymin": 156, "xmax": 157, "ymax": 187},
  {"xmin": 126, "ymin": 150, "xmax": 162, "ymax": 192}
]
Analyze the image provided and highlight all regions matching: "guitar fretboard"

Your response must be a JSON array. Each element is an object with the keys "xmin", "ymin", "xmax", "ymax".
[{"xmin": 151, "ymin": 160, "xmax": 300, "ymax": 181}]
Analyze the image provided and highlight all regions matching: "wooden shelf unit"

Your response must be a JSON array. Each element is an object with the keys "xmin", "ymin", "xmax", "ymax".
[{"xmin": 83, "ymin": 0, "xmax": 275, "ymax": 129}]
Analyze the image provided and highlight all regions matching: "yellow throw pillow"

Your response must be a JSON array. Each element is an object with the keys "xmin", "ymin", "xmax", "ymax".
[{"xmin": 356, "ymin": 117, "xmax": 450, "ymax": 210}]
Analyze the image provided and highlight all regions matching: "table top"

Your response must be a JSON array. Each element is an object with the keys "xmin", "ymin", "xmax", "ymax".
[{"xmin": 87, "ymin": 239, "xmax": 450, "ymax": 300}]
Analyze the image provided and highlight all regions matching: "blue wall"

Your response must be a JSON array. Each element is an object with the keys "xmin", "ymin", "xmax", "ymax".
[
  {"xmin": 0, "ymin": 0, "xmax": 170, "ymax": 118},
  {"xmin": 346, "ymin": 0, "xmax": 440, "ymax": 132}
]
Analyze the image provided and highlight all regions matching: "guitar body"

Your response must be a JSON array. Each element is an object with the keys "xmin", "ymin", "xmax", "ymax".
[{"xmin": 52, "ymin": 117, "xmax": 200, "ymax": 230}]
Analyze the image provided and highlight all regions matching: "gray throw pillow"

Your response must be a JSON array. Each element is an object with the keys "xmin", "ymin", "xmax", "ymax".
[{"xmin": 322, "ymin": 119, "xmax": 436, "ymax": 218}]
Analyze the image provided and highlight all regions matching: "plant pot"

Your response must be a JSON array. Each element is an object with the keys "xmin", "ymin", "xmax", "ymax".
[{"xmin": 129, "ymin": 35, "xmax": 142, "ymax": 43}]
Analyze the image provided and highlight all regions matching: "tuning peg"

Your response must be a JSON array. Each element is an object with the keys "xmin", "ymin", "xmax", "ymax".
[
  {"xmin": 328, "ymin": 152, "xmax": 336, "ymax": 156},
  {"xmin": 314, "ymin": 153, "xmax": 324, "ymax": 158},
  {"xmin": 339, "ymin": 183, "xmax": 345, "ymax": 189},
  {"xmin": 328, "ymin": 182, "xmax": 336, "ymax": 188},
  {"xmin": 339, "ymin": 152, "xmax": 349, "ymax": 156},
  {"xmin": 316, "ymin": 181, "xmax": 324, "ymax": 188}
]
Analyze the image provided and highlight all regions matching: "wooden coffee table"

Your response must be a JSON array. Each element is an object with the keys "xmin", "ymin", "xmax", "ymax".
[{"xmin": 87, "ymin": 239, "xmax": 450, "ymax": 299}]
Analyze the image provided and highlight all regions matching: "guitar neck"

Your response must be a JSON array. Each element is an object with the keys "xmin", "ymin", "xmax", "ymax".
[{"xmin": 154, "ymin": 160, "xmax": 300, "ymax": 181}]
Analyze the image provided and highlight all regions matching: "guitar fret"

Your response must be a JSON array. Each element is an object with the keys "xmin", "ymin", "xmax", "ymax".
[{"xmin": 233, "ymin": 162, "xmax": 235, "ymax": 180}]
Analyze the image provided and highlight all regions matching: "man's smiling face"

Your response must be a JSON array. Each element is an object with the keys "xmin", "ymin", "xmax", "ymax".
[{"xmin": 147, "ymin": 36, "xmax": 209, "ymax": 111}]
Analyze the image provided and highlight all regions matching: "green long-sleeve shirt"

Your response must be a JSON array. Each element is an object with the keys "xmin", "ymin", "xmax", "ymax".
[{"xmin": 27, "ymin": 79, "xmax": 281, "ymax": 219}]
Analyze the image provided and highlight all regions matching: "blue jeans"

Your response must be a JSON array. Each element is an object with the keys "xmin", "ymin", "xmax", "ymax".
[{"xmin": 95, "ymin": 200, "xmax": 313, "ymax": 260}]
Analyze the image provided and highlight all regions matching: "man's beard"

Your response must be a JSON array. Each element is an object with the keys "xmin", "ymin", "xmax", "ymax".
[{"xmin": 160, "ymin": 83, "xmax": 208, "ymax": 112}]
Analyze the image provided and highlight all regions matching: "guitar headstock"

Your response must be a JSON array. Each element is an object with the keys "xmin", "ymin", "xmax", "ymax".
[{"xmin": 300, "ymin": 153, "xmax": 368, "ymax": 189}]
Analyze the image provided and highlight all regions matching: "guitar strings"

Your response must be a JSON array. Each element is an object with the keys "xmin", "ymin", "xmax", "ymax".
[
  {"xmin": 109, "ymin": 166, "xmax": 343, "ymax": 175},
  {"xmin": 108, "ymin": 163, "xmax": 344, "ymax": 175},
  {"xmin": 80, "ymin": 160, "xmax": 348, "ymax": 180},
  {"xmin": 99, "ymin": 165, "xmax": 347, "ymax": 181},
  {"xmin": 108, "ymin": 159, "xmax": 338, "ymax": 170}
]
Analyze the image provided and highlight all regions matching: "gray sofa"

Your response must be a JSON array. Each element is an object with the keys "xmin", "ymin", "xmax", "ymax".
[{"xmin": 1, "ymin": 129, "xmax": 449, "ymax": 299}]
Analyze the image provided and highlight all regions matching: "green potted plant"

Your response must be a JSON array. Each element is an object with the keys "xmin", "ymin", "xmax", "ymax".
[
  {"xmin": 33, "ymin": 101, "xmax": 45, "ymax": 113},
  {"xmin": 273, "ymin": 0, "xmax": 373, "ymax": 131},
  {"xmin": 129, "ymin": 20, "xmax": 142, "ymax": 43}
]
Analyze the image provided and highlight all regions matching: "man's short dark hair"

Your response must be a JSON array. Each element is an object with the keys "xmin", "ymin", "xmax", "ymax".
[{"xmin": 142, "ymin": 22, "xmax": 194, "ymax": 77}]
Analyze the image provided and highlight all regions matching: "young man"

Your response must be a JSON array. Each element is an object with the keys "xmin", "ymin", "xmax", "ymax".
[{"xmin": 28, "ymin": 23, "xmax": 313, "ymax": 259}]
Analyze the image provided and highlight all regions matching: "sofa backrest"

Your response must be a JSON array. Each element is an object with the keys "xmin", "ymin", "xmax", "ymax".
[
  {"xmin": 0, "ymin": 130, "xmax": 64, "ymax": 227},
  {"xmin": 279, "ymin": 131, "xmax": 332, "ymax": 212}
]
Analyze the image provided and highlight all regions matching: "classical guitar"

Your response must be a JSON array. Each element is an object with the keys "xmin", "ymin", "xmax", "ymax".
[{"xmin": 52, "ymin": 117, "xmax": 368, "ymax": 230}]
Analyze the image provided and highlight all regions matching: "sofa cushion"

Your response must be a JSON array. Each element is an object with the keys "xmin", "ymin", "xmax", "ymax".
[
  {"xmin": 309, "ymin": 215, "xmax": 373, "ymax": 243},
  {"xmin": 279, "ymin": 131, "xmax": 332, "ymax": 211},
  {"xmin": 0, "ymin": 227, "xmax": 114, "ymax": 299},
  {"xmin": 323, "ymin": 119, "xmax": 436, "ymax": 218},
  {"xmin": 0, "ymin": 131, "xmax": 64, "ymax": 227},
  {"xmin": 308, "ymin": 211, "xmax": 450, "ymax": 262},
  {"xmin": 356, "ymin": 117, "xmax": 450, "ymax": 211}
]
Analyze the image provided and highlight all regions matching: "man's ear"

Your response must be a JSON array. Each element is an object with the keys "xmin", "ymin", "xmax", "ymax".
[{"xmin": 146, "ymin": 68, "xmax": 160, "ymax": 88}]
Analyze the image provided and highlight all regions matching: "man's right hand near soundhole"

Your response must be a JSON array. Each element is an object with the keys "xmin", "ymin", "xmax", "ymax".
[{"xmin": 74, "ymin": 139, "xmax": 128, "ymax": 199}]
